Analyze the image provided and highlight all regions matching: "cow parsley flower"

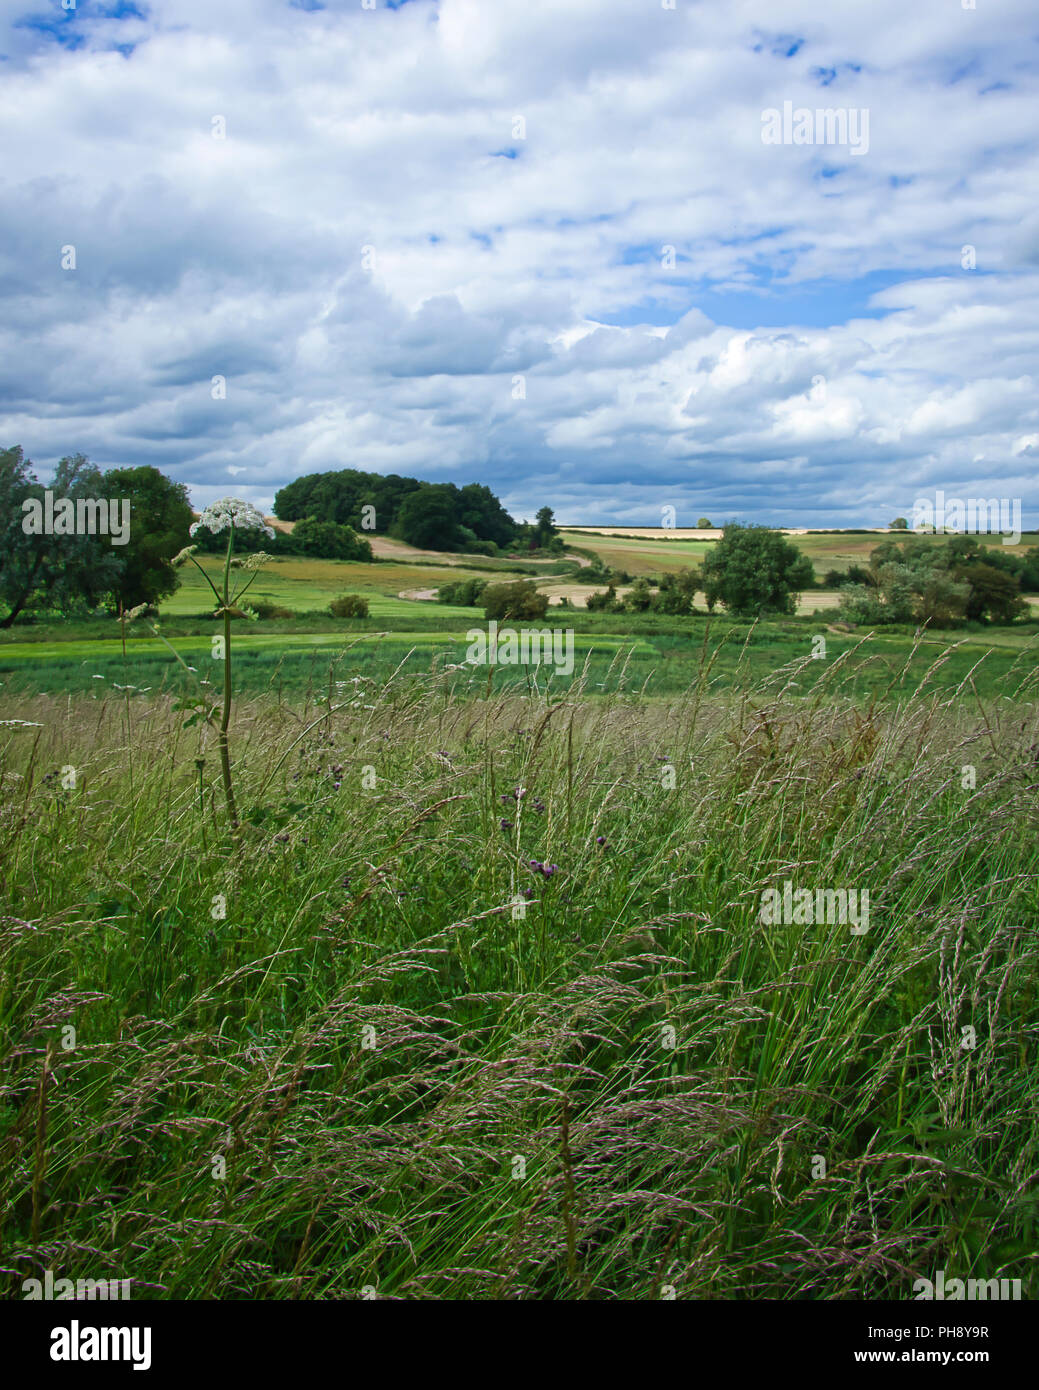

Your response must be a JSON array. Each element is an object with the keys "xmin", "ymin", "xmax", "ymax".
[{"xmin": 189, "ymin": 499, "xmax": 275, "ymax": 539}]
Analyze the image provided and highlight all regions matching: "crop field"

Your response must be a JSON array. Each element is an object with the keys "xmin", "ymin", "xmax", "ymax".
[{"xmin": 561, "ymin": 528, "xmax": 1039, "ymax": 580}]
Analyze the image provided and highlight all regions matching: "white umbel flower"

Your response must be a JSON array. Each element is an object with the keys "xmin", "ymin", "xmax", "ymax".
[{"xmin": 189, "ymin": 499, "xmax": 276, "ymax": 539}]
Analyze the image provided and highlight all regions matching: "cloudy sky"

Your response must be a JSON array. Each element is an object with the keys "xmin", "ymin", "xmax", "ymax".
[{"xmin": 1, "ymin": 0, "xmax": 1037, "ymax": 527}]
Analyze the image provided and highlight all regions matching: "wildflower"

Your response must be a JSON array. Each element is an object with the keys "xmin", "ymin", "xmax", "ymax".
[
  {"xmin": 189, "ymin": 499, "xmax": 275, "ymax": 539},
  {"xmin": 123, "ymin": 603, "xmax": 149, "ymax": 622},
  {"xmin": 500, "ymin": 819, "xmax": 513, "ymax": 831},
  {"xmin": 171, "ymin": 545, "xmax": 199, "ymax": 569},
  {"xmin": 527, "ymin": 860, "xmax": 559, "ymax": 879},
  {"xmin": 596, "ymin": 835, "xmax": 607, "ymax": 846}
]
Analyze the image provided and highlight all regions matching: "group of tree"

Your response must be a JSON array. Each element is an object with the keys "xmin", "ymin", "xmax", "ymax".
[
  {"xmin": 274, "ymin": 468, "xmax": 559, "ymax": 555},
  {"xmin": 582, "ymin": 526, "xmax": 814, "ymax": 618},
  {"xmin": 1, "ymin": 446, "xmax": 390, "ymax": 625},
  {"xmin": 1, "ymin": 446, "xmax": 194, "ymax": 626},
  {"xmin": 837, "ymin": 535, "xmax": 1038, "ymax": 626},
  {"xmin": 580, "ymin": 525, "xmax": 1038, "ymax": 626}
]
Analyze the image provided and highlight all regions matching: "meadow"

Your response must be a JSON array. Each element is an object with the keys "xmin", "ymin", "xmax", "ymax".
[{"xmin": 1, "ymin": 530, "xmax": 1037, "ymax": 1301}]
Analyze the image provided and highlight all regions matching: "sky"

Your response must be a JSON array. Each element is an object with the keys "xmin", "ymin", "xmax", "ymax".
[{"xmin": 1, "ymin": 0, "xmax": 1037, "ymax": 528}]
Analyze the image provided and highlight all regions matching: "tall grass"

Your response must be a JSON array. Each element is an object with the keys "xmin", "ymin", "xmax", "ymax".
[{"xmin": 0, "ymin": 646, "xmax": 1036, "ymax": 1299}]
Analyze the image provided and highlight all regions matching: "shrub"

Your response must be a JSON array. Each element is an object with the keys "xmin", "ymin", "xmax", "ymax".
[
  {"xmin": 482, "ymin": 579, "xmax": 549, "ymax": 622},
  {"xmin": 329, "ymin": 594, "xmax": 370, "ymax": 619},
  {"xmin": 824, "ymin": 565, "xmax": 871, "ymax": 588},
  {"xmin": 438, "ymin": 578, "xmax": 487, "ymax": 607},
  {"xmin": 585, "ymin": 584, "xmax": 622, "ymax": 613},
  {"xmin": 294, "ymin": 517, "xmax": 373, "ymax": 562},
  {"xmin": 654, "ymin": 569, "xmax": 699, "ymax": 615},
  {"xmin": 623, "ymin": 577, "xmax": 654, "ymax": 612},
  {"xmin": 251, "ymin": 600, "xmax": 294, "ymax": 620}
]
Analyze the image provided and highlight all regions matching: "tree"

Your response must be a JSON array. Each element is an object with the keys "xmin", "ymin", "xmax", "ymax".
[
  {"xmin": 700, "ymin": 523, "xmax": 815, "ymax": 617},
  {"xmin": 482, "ymin": 579, "xmax": 549, "ymax": 622},
  {"xmin": 102, "ymin": 465, "xmax": 194, "ymax": 610},
  {"xmin": 50, "ymin": 455, "xmax": 125, "ymax": 614},
  {"xmin": 392, "ymin": 483, "xmax": 460, "ymax": 550},
  {"xmin": 457, "ymin": 483, "xmax": 516, "ymax": 549},
  {"xmin": 953, "ymin": 561, "xmax": 1027, "ymax": 624},
  {"xmin": 0, "ymin": 448, "xmax": 125, "ymax": 625},
  {"xmin": 533, "ymin": 506, "xmax": 558, "ymax": 549},
  {"xmin": 890, "ymin": 517, "xmax": 909, "ymax": 530},
  {"xmin": 0, "ymin": 445, "xmax": 54, "ymax": 626},
  {"xmin": 697, "ymin": 517, "xmax": 713, "ymax": 529}
]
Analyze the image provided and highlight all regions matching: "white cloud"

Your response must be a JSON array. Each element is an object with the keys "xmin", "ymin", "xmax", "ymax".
[{"xmin": 0, "ymin": 0, "xmax": 1036, "ymax": 525}]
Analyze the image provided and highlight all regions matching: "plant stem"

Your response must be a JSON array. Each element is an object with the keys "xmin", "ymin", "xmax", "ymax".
[{"xmin": 218, "ymin": 533, "xmax": 240, "ymax": 839}]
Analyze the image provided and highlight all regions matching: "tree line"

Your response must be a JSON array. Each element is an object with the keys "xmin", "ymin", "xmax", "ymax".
[
  {"xmin": 274, "ymin": 468, "xmax": 559, "ymax": 555},
  {"xmin": 1, "ymin": 447, "xmax": 559, "ymax": 626},
  {"xmin": 578, "ymin": 525, "xmax": 1039, "ymax": 623}
]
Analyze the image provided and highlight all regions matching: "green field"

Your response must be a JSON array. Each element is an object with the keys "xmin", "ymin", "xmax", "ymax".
[
  {"xmin": 2, "ymin": 650, "xmax": 1037, "ymax": 1300},
  {"xmin": 159, "ymin": 553, "xmax": 510, "ymax": 620},
  {"xmin": 2, "ymin": 529, "xmax": 1038, "ymax": 703},
  {"xmin": 2, "ymin": 522, "xmax": 1038, "ymax": 1302}
]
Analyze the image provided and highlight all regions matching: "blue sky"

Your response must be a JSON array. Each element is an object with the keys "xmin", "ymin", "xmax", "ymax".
[{"xmin": 0, "ymin": 0, "xmax": 1037, "ymax": 527}]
